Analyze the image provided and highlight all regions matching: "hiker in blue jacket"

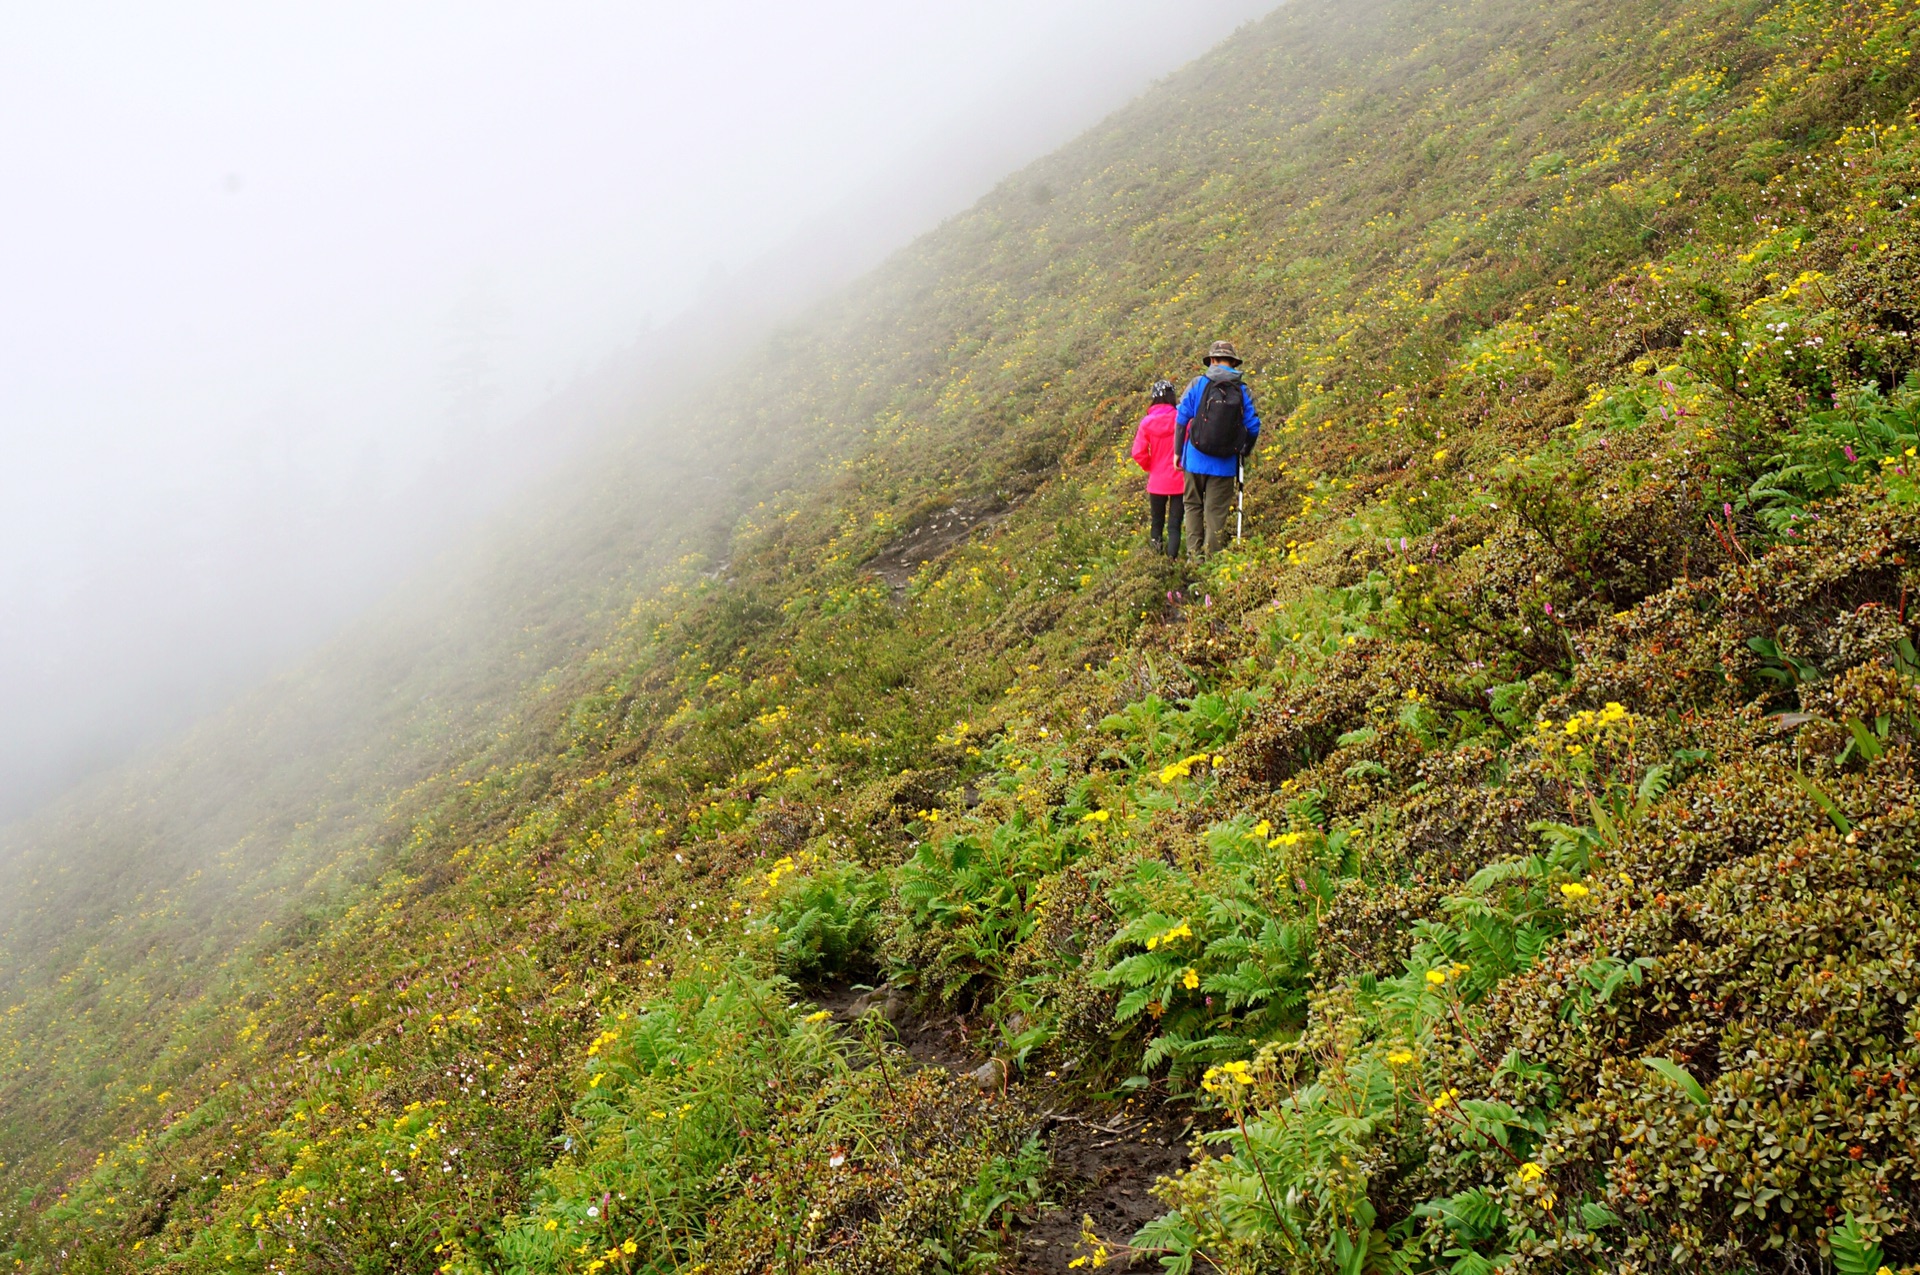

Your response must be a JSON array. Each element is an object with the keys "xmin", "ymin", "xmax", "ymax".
[{"xmin": 1175, "ymin": 339, "xmax": 1260, "ymax": 560}]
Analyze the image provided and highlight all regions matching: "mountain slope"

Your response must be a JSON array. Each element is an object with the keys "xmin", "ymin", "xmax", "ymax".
[{"xmin": 8, "ymin": 0, "xmax": 1920, "ymax": 1270}]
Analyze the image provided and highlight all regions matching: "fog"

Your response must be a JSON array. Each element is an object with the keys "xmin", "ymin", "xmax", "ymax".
[{"xmin": 0, "ymin": 0, "xmax": 1274, "ymax": 821}]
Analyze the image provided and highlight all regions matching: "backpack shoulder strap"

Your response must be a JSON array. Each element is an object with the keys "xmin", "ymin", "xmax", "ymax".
[{"xmin": 1177, "ymin": 379, "xmax": 1205, "ymax": 460}]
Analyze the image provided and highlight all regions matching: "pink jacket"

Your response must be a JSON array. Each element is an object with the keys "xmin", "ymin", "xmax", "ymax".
[{"xmin": 1130, "ymin": 403, "xmax": 1184, "ymax": 495}]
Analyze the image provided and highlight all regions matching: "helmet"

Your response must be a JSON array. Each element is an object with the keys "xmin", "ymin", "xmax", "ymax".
[
  {"xmin": 1204, "ymin": 339, "xmax": 1242, "ymax": 366},
  {"xmin": 1149, "ymin": 379, "xmax": 1177, "ymax": 405}
]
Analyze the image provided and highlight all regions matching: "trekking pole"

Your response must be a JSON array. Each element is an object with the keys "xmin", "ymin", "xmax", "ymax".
[{"xmin": 1235, "ymin": 456, "xmax": 1244, "ymax": 542}]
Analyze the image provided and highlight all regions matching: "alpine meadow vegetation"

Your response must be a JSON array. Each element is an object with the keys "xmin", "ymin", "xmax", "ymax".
[{"xmin": 7, "ymin": 0, "xmax": 1920, "ymax": 1271}]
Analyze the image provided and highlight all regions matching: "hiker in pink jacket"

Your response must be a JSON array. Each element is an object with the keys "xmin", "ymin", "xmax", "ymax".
[{"xmin": 1131, "ymin": 379, "xmax": 1184, "ymax": 556}]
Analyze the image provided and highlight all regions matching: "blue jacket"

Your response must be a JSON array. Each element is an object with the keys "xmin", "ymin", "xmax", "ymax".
[{"xmin": 1175, "ymin": 366, "xmax": 1260, "ymax": 477}]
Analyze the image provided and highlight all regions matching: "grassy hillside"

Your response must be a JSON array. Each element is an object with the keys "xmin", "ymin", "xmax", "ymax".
[{"xmin": 7, "ymin": 0, "xmax": 1920, "ymax": 1270}]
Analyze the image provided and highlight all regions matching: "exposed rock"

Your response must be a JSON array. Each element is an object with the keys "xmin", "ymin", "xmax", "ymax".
[
  {"xmin": 968, "ymin": 1057, "xmax": 1008, "ymax": 1091},
  {"xmin": 846, "ymin": 985, "xmax": 909, "ymax": 1024}
]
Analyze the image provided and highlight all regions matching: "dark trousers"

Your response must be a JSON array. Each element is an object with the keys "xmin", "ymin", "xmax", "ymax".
[
  {"xmin": 1149, "ymin": 493, "xmax": 1184, "ymax": 557},
  {"xmin": 1183, "ymin": 471, "xmax": 1235, "ymax": 560}
]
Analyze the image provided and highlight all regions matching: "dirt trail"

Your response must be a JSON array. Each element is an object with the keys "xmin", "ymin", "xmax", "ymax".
[
  {"xmin": 813, "ymin": 981, "xmax": 982, "ymax": 1070},
  {"xmin": 1005, "ymin": 1099, "xmax": 1193, "ymax": 1273},
  {"xmin": 861, "ymin": 499, "xmax": 1008, "ymax": 594},
  {"xmin": 809, "ymin": 982, "xmax": 1194, "ymax": 1271}
]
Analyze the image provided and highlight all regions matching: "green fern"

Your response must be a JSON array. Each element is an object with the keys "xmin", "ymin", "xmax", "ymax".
[{"xmin": 1830, "ymin": 1213, "xmax": 1886, "ymax": 1275}]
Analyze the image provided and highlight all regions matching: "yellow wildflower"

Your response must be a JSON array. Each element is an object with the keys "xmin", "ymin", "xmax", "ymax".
[
  {"xmin": 764, "ymin": 856, "xmax": 798, "ymax": 892},
  {"xmin": 1560, "ymin": 882, "xmax": 1590, "ymax": 900},
  {"xmin": 1156, "ymin": 753, "xmax": 1210, "ymax": 784},
  {"xmin": 1145, "ymin": 921, "xmax": 1194, "ymax": 950},
  {"xmin": 1201, "ymin": 1060, "xmax": 1256, "ymax": 1094}
]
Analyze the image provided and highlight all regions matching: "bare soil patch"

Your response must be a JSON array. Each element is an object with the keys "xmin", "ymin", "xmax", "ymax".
[
  {"xmin": 1006, "ymin": 1098, "xmax": 1195, "ymax": 1273},
  {"xmin": 861, "ymin": 499, "xmax": 1009, "ymax": 593},
  {"xmin": 806, "ymin": 982, "xmax": 1196, "ymax": 1270},
  {"xmin": 812, "ymin": 981, "xmax": 988, "ymax": 1071}
]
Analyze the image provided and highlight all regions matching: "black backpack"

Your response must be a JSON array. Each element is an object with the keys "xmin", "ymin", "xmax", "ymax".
[{"xmin": 1186, "ymin": 376, "xmax": 1248, "ymax": 458}]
